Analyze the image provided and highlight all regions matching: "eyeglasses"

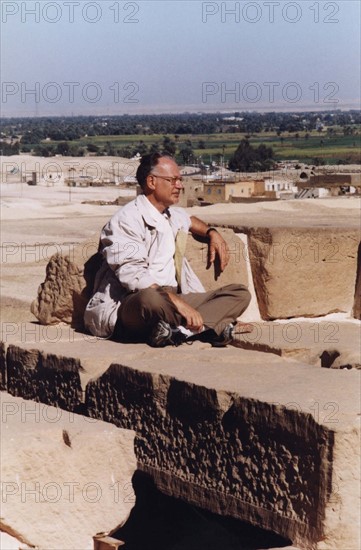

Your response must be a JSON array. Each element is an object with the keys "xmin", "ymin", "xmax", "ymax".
[{"xmin": 150, "ymin": 173, "xmax": 184, "ymax": 185}]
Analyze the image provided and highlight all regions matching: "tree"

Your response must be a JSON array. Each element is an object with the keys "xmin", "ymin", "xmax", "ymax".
[
  {"xmin": 1, "ymin": 142, "xmax": 20, "ymax": 155},
  {"xmin": 20, "ymin": 131, "xmax": 42, "ymax": 145},
  {"xmin": 133, "ymin": 141, "xmax": 148, "ymax": 156},
  {"xmin": 162, "ymin": 136, "xmax": 176, "ymax": 155},
  {"xmin": 313, "ymin": 157, "xmax": 324, "ymax": 166},
  {"xmin": 56, "ymin": 142, "xmax": 70, "ymax": 155},
  {"xmin": 33, "ymin": 145, "xmax": 53, "ymax": 157},
  {"xmin": 119, "ymin": 146, "xmax": 133, "ymax": 158},
  {"xmin": 87, "ymin": 143, "xmax": 100, "ymax": 153},
  {"xmin": 228, "ymin": 139, "xmax": 274, "ymax": 172},
  {"xmin": 104, "ymin": 141, "xmax": 116, "ymax": 156},
  {"xmin": 179, "ymin": 144, "xmax": 193, "ymax": 164},
  {"xmin": 149, "ymin": 142, "xmax": 160, "ymax": 154}
]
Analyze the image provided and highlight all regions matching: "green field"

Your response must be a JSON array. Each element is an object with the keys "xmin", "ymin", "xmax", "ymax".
[{"xmin": 44, "ymin": 128, "xmax": 360, "ymax": 165}]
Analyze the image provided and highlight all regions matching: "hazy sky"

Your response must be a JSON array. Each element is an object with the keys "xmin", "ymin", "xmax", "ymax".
[{"xmin": 1, "ymin": 0, "xmax": 360, "ymax": 116}]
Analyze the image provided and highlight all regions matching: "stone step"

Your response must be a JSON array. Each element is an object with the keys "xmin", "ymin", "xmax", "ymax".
[
  {"xmin": 0, "ymin": 393, "xmax": 136, "ymax": 550},
  {"xmin": 0, "ymin": 325, "xmax": 360, "ymax": 549},
  {"xmin": 231, "ymin": 316, "xmax": 360, "ymax": 369}
]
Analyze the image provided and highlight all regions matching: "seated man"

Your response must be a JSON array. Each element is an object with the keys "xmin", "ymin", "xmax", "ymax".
[{"xmin": 84, "ymin": 153, "xmax": 251, "ymax": 347}]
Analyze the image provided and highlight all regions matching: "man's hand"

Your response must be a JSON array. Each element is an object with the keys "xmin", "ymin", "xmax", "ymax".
[
  {"xmin": 166, "ymin": 292, "xmax": 203, "ymax": 331},
  {"xmin": 208, "ymin": 230, "xmax": 230, "ymax": 272},
  {"xmin": 189, "ymin": 217, "xmax": 230, "ymax": 273}
]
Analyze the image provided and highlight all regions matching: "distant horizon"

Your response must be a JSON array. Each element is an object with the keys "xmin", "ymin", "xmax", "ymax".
[{"xmin": 2, "ymin": 105, "xmax": 360, "ymax": 121}]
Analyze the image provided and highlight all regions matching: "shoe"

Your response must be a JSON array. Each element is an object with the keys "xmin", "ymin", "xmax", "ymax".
[
  {"xmin": 211, "ymin": 322, "xmax": 254, "ymax": 347},
  {"xmin": 148, "ymin": 320, "xmax": 187, "ymax": 348},
  {"xmin": 210, "ymin": 323, "xmax": 234, "ymax": 347}
]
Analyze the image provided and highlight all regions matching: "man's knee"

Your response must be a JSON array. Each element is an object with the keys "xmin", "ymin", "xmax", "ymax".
[
  {"xmin": 224, "ymin": 283, "xmax": 251, "ymax": 302},
  {"xmin": 136, "ymin": 287, "xmax": 168, "ymax": 314},
  {"xmin": 223, "ymin": 283, "xmax": 251, "ymax": 313},
  {"xmin": 241, "ymin": 286, "xmax": 252, "ymax": 308}
]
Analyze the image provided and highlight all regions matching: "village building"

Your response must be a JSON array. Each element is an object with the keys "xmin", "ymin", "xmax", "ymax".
[
  {"xmin": 204, "ymin": 179, "xmax": 265, "ymax": 202},
  {"xmin": 297, "ymin": 173, "xmax": 361, "ymax": 197},
  {"xmin": 264, "ymin": 176, "xmax": 296, "ymax": 199}
]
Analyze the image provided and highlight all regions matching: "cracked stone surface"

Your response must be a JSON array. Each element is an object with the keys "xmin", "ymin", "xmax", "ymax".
[
  {"xmin": 0, "ymin": 393, "xmax": 136, "ymax": 550},
  {"xmin": 246, "ymin": 227, "xmax": 359, "ymax": 320},
  {"xmin": 231, "ymin": 316, "xmax": 361, "ymax": 369},
  {"xmin": 30, "ymin": 235, "xmax": 101, "ymax": 329}
]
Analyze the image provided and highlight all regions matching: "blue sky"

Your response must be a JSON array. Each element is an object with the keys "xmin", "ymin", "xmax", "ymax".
[{"xmin": 1, "ymin": 0, "xmax": 360, "ymax": 116}]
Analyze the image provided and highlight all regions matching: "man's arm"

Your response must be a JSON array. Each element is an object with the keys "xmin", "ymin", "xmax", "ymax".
[{"xmin": 189, "ymin": 216, "xmax": 230, "ymax": 272}]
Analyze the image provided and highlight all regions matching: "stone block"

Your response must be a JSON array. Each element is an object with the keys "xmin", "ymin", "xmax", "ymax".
[
  {"xmin": 1, "ymin": 328, "xmax": 360, "ymax": 549},
  {"xmin": 247, "ymin": 227, "xmax": 360, "ymax": 319},
  {"xmin": 31, "ymin": 235, "xmax": 101, "ymax": 329},
  {"xmin": 231, "ymin": 319, "xmax": 361, "ymax": 369},
  {"xmin": 6, "ymin": 345, "xmax": 83, "ymax": 411},
  {"xmin": 185, "ymin": 227, "xmax": 248, "ymax": 289},
  {"xmin": 0, "ymin": 394, "xmax": 136, "ymax": 550},
  {"xmin": 85, "ymin": 358, "xmax": 360, "ymax": 550}
]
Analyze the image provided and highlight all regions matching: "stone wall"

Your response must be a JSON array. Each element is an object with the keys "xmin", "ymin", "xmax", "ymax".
[
  {"xmin": 1, "ymin": 394, "xmax": 136, "ymax": 550},
  {"xmin": 246, "ymin": 227, "xmax": 359, "ymax": 320},
  {"xmin": 85, "ymin": 365, "xmax": 333, "ymax": 546},
  {"xmin": 1, "ymin": 336, "xmax": 359, "ymax": 550},
  {"xmin": 6, "ymin": 344, "xmax": 83, "ymax": 412}
]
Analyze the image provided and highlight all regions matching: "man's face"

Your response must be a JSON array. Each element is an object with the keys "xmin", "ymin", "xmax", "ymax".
[{"xmin": 147, "ymin": 157, "xmax": 184, "ymax": 211}]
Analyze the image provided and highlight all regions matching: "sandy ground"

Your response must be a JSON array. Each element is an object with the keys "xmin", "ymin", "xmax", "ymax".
[
  {"xmin": 1, "ymin": 182, "xmax": 135, "ymax": 322},
  {"xmin": 0, "ymin": 531, "xmax": 31, "ymax": 550}
]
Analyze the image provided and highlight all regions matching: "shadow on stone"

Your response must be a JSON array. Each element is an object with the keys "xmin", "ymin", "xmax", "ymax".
[
  {"xmin": 353, "ymin": 241, "xmax": 361, "ymax": 320},
  {"xmin": 320, "ymin": 350, "xmax": 341, "ymax": 369},
  {"xmin": 115, "ymin": 471, "xmax": 292, "ymax": 550},
  {"xmin": 72, "ymin": 252, "xmax": 103, "ymax": 329}
]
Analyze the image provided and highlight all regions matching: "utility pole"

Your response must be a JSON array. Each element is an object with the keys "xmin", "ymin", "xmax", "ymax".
[{"xmin": 222, "ymin": 144, "xmax": 225, "ymax": 180}]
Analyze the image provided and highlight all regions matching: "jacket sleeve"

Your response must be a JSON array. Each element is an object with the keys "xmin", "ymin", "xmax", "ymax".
[{"xmin": 100, "ymin": 213, "xmax": 157, "ymax": 292}]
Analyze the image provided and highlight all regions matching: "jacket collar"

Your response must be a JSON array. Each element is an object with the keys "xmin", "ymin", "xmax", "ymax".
[{"xmin": 136, "ymin": 194, "xmax": 171, "ymax": 228}]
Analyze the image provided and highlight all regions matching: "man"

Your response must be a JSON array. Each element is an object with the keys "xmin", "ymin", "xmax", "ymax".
[{"xmin": 84, "ymin": 153, "xmax": 251, "ymax": 347}]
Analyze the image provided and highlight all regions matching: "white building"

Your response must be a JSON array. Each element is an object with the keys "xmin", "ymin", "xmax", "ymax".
[{"xmin": 264, "ymin": 177, "xmax": 296, "ymax": 198}]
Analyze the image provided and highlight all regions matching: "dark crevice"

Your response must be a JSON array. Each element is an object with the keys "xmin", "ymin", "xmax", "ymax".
[
  {"xmin": 114, "ymin": 471, "xmax": 292, "ymax": 550},
  {"xmin": 320, "ymin": 350, "xmax": 340, "ymax": 369}
]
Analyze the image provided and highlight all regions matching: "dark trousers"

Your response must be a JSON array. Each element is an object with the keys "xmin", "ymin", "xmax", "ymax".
[{"xmin": 114, "ymin": 284, "xmax": 251, "ymax": 340}]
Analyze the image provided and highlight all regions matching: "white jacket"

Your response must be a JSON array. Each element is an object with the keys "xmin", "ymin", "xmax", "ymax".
[{"xmin": 84, "ymin": 194, "xmax": 205, "ymax": 338}]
